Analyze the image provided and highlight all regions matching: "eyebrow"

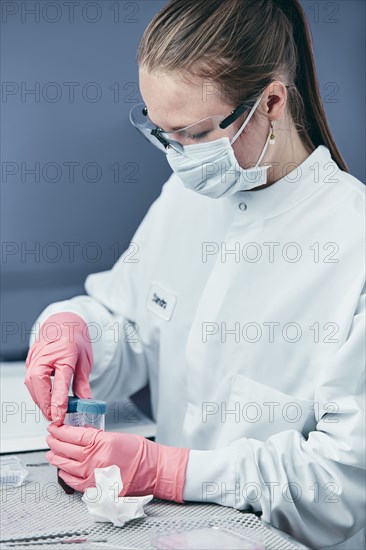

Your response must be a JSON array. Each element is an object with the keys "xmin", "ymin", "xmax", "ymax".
[{"xmin": 149, "ymin": 118, "xmax": 190, "ymax": 133}]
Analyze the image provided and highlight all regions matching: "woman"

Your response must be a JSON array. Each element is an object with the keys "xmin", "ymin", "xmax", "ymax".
[{"xmin": 25, "ymin": 1, "xmax": 365, "ymax": 548}]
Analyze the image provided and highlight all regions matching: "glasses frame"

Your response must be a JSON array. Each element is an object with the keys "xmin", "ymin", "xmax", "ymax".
[
  {"xmin": 139, "ymin": 99, "xmax": 258, "ymax": 154},
  {"xmin": 132, "ymin": 84, "xmax": 290, "ymax": 155}
]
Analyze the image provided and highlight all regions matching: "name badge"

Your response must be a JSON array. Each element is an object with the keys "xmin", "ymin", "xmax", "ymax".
[{"xmin": 147, "ymin": 283, "xmax": 177, "ymax": 321}]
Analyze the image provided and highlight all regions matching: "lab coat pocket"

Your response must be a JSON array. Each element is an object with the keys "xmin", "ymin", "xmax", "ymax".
[{"xmin": 215, "ymin": 374, "xmax": 316, "ymax": 447}]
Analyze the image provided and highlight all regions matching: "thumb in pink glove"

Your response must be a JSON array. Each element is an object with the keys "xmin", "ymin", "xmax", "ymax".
[
  {"xmin": 25, "ymin": 312, "xmax": 93, "ymax": 425},
  {"xmin": 46, "ymin": 424, "xmax": 190, "ymax": 503}
]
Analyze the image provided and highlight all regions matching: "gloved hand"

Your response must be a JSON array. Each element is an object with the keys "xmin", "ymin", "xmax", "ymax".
[
  {"xmin": 46, "ymin": 424, "xmax": 190, "ymax": 502},
  {"xmin": 25, "ymin": 312, "xmax": 93, "ymax": 425}
]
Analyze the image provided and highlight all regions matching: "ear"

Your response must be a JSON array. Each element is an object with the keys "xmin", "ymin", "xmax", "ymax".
[{"xmin": 262, "ymin": 81, "xmax": 288, "ymax": 120}]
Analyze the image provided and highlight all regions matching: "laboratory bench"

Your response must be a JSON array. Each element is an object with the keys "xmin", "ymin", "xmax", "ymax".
[{"xmin": 0, "ymin": 450, "xmax": 308, "ymax": 550}]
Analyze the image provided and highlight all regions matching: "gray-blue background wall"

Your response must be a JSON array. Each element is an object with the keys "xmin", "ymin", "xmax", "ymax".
[{"xmin": 1, "ymin": 0, "xmax": 365, "ymax": 359}]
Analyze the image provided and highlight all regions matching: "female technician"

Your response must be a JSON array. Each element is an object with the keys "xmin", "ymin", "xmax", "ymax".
[{"xmin": 25, "ymin": 1, "xmax": 365, "ymax": 548}]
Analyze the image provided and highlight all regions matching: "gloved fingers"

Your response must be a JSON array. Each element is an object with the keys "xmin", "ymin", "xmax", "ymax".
[
  {"xmin": 46, "ymin": 450, "xmax": 81, "ymax": 477},
  {"xmin": 25, "ymin": 378, "xmax": 51, "ymax": 420},
  {"xmin": 25, "ymin": 359, "xmax": 53, "ymax": 421},
  {"xmin": 26, "ymin": 342, "xmax": 74, "ymax": 416},
  {"xmin": 24, "ymin": 372, "xmax": 40, "ymax": 410},
  {"xmin": 47, "ymin": 423, "xmax": 100, "ymax": 447},
  {"xmin": 25, "ymin": 345, "xmax": 46, "ymax": 407},
  {"xmin": 50, "ymin": 363, "xmax": 74, "ymax": 425},
  {"xmin": 72, "ymin": 365, "xmax": 92, "ymax": 401},
  {"xmin": 46, "ymin": 434, "xmax": 85, "ymax": 462}
]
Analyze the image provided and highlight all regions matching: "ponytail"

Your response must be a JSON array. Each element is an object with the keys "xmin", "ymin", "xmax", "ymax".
[{"xmin": 273, "ymin": 0, "xmax": 349, "ymax": 172}]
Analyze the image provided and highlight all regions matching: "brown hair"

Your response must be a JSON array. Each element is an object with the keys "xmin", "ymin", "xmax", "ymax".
[{"xmin": 138, "ymin": 0, "xmax": 348, "ymax": 172}]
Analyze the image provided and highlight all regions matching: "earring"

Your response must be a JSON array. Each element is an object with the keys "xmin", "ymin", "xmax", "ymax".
[{"xmin": 269, "ymin": 121, "xmax": 276, "ymax": 145}]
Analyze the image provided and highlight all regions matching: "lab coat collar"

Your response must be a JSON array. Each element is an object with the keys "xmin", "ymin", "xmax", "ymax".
[{"xmin": 227, "ymin": 145, "xmax": 335, "ymax": 222}]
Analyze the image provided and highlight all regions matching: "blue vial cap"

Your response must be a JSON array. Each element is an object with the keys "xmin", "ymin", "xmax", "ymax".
[{"xmin": 67, "ymin": 396, "xmax": 107, "ymax": 415}]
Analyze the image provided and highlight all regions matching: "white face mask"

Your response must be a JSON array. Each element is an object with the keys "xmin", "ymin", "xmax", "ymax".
[{"xmin": 166, "ymin": 93, "xmax": 272, "ymax": 199}]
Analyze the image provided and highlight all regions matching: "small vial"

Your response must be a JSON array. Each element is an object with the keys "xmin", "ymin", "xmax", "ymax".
[
  {"xmin": 58, "ymin": 396, "xmax": 107, "ymax": 494},
  {"xmin": 64, "ymin": 396, "xmax": 107, "ymax": 430}
]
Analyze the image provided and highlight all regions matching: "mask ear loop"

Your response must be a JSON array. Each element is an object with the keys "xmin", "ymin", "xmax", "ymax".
[
  {"xmin": 230, "ymin": 92, "xmax": 264, "ymax": 145},
  {"xmin": 255, "ymin": 120, "xmax": 276, "ymax": 166},
  {"xmin": 230, "ymin": 87, "xmax": 276, "ymax": 170}
]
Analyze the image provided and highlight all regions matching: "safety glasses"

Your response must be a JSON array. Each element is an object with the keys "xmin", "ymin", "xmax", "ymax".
[{"xmin": 129, "ymin": 98, "xmax": 258, "ymax": 156}]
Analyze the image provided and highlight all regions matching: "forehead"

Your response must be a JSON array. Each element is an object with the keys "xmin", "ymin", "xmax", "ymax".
[{"xmin": 139, "ymin": 68, "xmax": 232, "ymax": 130}]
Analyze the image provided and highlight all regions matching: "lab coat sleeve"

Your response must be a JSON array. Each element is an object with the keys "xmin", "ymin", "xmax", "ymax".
[
  {"xmin": 183, "ymin": 286, "xmax": 366, "ymax": 549},
  {"xmin": 27, "ymin": 185, "xmax": 166, "ymax": 405}
]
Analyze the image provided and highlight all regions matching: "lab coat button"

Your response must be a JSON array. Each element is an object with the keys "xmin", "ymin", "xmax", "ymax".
[{"xmin": 239, "ymin": 202, "xmax": 247, "ymax": 211}]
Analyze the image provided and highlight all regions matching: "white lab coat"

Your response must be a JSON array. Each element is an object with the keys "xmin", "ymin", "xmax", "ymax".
[{"xmin": 30, "ymin": 146, "xmax": 365, "ymax": 549}]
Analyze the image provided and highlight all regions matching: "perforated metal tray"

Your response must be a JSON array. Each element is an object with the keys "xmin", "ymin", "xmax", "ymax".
[{"xmin": 1, "ymin": 451, "xmax": 307, "ymax": 549}]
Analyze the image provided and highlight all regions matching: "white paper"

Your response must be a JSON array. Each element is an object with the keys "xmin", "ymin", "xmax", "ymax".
[{"xmin": 82, "ymin": 465, "xmax": 153, "ymax": 527}]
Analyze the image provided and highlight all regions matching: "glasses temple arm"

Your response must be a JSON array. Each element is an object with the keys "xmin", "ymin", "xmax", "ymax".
[{"xmin": 220, "ymin": 85, "xmax": 290, "ymax": 130}]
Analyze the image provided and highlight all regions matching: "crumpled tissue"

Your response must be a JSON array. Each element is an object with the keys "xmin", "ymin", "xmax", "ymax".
[{"xmin": 82, "ymin": 465, "xmax": 153, "ymax": 527}]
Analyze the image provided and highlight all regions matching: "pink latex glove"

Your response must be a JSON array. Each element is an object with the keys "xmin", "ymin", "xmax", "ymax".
[
  {"xmin": 46, "ymin": 424, "xmax": 190, "ymax": 502},
  {"xmin": 25, "ymin": 312, "xmax": 93, "ymax": 425}
]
